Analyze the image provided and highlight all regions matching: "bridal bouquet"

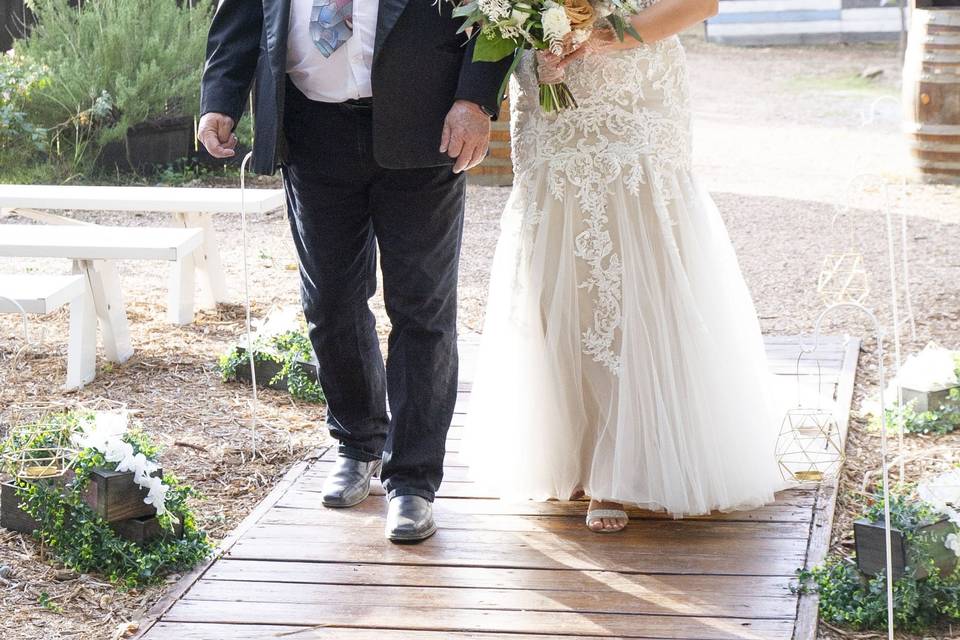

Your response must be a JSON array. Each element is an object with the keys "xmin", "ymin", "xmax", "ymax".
[{"xmin": 453, "ymin": 0, "xmax": 644, "ymax": 112}]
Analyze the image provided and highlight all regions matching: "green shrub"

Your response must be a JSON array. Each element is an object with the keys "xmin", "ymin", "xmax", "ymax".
[
  {"xmin": 795, "ymin": 493, "xmax": 960, "ymax": 632},
  {"xmin": 15, "ymin": 0, "xmax": 211, "ymax": 176},
  {"xmin": 0, "ymin": 51, "xmax": 49, "ymax": 168},
  {"xmin": 219, "ymin": 330, "xmax": 327, "ymax": 404},
  {"xmin": 2, "ymin": 412, "xmax": 212, "ymax": 589}
]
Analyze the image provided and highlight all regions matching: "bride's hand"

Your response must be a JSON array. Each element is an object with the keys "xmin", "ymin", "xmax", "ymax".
[{"xmin": 556, "ymin": 28, "xmax": 621, "ymax": 69}]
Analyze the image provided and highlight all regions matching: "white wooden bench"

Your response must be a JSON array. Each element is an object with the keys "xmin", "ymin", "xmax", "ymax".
[
  {"xmin": 0, "ymin": 184, "xmax": 285, "ymax": 310},
  {"xmin": 0, "ymin": 274, "xmax": 96, "ymax": 389},
  {"xmin": 0, "ymin": 224, "xmax": 204, "ymax": 363}
]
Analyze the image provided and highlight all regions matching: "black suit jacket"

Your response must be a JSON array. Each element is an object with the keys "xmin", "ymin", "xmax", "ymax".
[{"xmin": 200, "ymin": 0, "xmax": 513, "ymax": 175}]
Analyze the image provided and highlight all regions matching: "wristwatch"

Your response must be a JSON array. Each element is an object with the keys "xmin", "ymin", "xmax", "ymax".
[{"xmin": 478, "ymin": 104, "xmax": 496, "ymax": 118}]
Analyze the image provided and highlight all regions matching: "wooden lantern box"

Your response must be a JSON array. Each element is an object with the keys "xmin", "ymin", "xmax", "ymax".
[
  {"xmin": 1, "ymin": 472, "xmax": 76, "ymax": 534},
  {"xmin": 901, "ymin": 383, "xmax": 960, "ymax": 413},
  {"xmin": 233, "ymin": 346, "xmax": 321, "ymax": 393},
  {"xmin": 2, "ymin": 467, "xmax": 162, "ymax": 538},
  {"xmin": 110, "ymin": 514, "xmax": 184, "ymax": 545},
  {"xmin": 854, "ymin": 517, "xmax": 959, "ymax": 580},
  {"xmin": 84, "ymin": 468, "xmax": 162, "ymax": 522}
]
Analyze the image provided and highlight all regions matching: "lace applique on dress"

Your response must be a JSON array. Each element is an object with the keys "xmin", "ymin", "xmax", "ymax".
[{"xmin": 508, "ymin": 37, "xmax": 692, "ymax": 374}]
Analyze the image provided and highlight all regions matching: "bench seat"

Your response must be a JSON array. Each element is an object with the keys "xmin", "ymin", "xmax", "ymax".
[{"xmin": 0, "ymin": 273, "xmax": 96, "ymax": 389}]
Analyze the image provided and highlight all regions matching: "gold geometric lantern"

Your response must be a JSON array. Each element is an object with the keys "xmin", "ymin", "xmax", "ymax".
[
  {"xmin": 0, "ymin": 412, "xmax": 79, "ymax": 480},
  {"xmin": 817, "ymin": 251, "xmax": 870, "ymax": 306},
  {"xmin": 775, "ymin": 354, "xmax": 845, "ymax": 483},
  {"xmin": 775, "ymin": 407, "xmax": 844, "ymax": 483}
]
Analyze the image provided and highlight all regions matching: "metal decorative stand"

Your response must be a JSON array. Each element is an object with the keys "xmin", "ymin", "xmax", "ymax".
[
  {"xmin": 801, "ymin": 303, "xmax": 896, "ymax": 640},
  {"xmin": 239, "ymin": 151, "xmax": 260, "ymax": 459}
]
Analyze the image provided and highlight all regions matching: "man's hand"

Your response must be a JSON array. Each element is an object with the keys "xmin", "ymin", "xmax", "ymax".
[
  {"xmin": 440, "ymin": 100, "xmax": 491, "ymax": 174},
  {"xmin": 198, "ymin": 112, "xmax": 238, "ymax": 158}
]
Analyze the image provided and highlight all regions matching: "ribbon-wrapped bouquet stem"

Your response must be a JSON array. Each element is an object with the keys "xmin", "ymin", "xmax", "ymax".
[{"xmin": 453, "ymin": 0, "xmax": 645, "ymax": 112}]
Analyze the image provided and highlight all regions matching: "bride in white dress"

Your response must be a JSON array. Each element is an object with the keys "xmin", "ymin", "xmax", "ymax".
[{"xmin": 464, "ymin": 0, "xmax": 785, "ymax": 531}]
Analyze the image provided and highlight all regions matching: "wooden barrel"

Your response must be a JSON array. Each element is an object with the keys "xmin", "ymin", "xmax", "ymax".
[
  {"xmin": 468, "ymin": 99, "xmax": 514, "ymax": 186},
  {"xmin": 902, "ymin": 8, "xmax": 960, "ymax": 184}
]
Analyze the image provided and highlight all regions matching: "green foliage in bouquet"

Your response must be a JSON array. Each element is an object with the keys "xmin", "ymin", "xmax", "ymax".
[
  {"xmin": 219, "ymin": 330, "xmax": 327, "ymax": 404},
  {"xmin": 14, "ymin": 0, "xmax": 211, "ymax": 176},
  {"xmin": 794, "ymin": 493, "xmax": 960, "ymax": 632},
  {"xmin": 1, "ymin": 412, "xmax": 212, "ymax": 589}
]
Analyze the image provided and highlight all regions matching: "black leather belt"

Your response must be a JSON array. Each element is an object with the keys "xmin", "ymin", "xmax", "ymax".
[{"xmin": 343, "ymin": 97, "xmax": 373, "ymax": 108}]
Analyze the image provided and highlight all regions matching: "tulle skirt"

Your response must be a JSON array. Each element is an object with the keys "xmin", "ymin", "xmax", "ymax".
[{"xmin": 463, "ymin": 39, "xmax": 785, "ymax": 516}]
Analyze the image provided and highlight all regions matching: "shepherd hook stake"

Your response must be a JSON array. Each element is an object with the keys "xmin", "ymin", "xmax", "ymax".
[
  {"xmin": 239, "ymin": 151, "xmax": 260, "ymax": 459},
  {"xmin": 801, "ymin": 302, "xmax": 895, "ymax": 640}
]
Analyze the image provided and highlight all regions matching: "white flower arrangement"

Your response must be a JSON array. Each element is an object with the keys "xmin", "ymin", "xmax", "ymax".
[
  {"xmin": 478, "ymin": 0, "xmax": 513, "ymax": 21},
  {"xmin": 72, "ymin": 412, "xmax": 172, "ymax": 518},
  {"xmin": 917, "ymin": 468, "xmax": 960, "ymax": 559},
  {"xmin": 540, "ymin": 1, "xmax": 572, "ymax": 52}
]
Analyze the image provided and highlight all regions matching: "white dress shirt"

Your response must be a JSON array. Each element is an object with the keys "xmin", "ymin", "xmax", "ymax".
[{"xmin": 286, "ymin": 0, "xmax": 379, "ymax": 102}]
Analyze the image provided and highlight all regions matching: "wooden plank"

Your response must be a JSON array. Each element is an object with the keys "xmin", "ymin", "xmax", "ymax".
[
  {"xmin": 0, "ymin": 184, "xmax": 285, "ymax": 214},
  {"xmin": 162, "ymin": 601, "xmax": 796, "ymax": 639},
  {"xmin": 131, "ymin": 448, "xmax": 330, "ymax": 640},
  {"xmin": 793, "ymin": 338, "xmax": 860, "ymax": 640},
  {"xmin": 245, "ymin": 515, "xmax": 809, "ymax": 542},
  {"xmin": 183, "ymin": 579, "xmax": 798, "ymax": 619},
  {"xmin": 792, "ymin": 484, "xmax": 837, "ymax": 640},
  {"xmin": 227, "ymin": 536, "xmax": 805, "ymax": 576},
  {"xmin": 143, "ymin": 622, "xmax": 779, "ymax": 640},
  {"xmin": 206, "ymin": 559, "xmax": 797, "ymax": 596},
  {"xmin": 0, "ymin": 273, "xmax": 87, "ymax": 314},
  {"xmin": 259, "ymin": 502, "xmax": 813, "ymax": 532},
  {"xmin": 138, "ymin": 335, "xmax": 860, "ymax": 640},
  {"xmin": 276, "ymin": 488, "xmax": 817, "ymax": 522},
  {"xmin": 0, "ymin": 224, "xmax": 204, "ymax": 261},
  {"xmin": 240, "ymin": 521, "xmax": 811, "ymax": 553}
]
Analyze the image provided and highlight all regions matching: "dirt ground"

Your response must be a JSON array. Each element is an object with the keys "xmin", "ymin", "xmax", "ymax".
[{"xmin": 0, "ymin": 34, "xmax": 958, "ymax": 640}]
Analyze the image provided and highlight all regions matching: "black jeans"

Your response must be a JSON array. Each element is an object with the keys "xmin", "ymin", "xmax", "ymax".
[{"xmin": 281, "ymin": 78, "xmax": 463, "ymax": 502}]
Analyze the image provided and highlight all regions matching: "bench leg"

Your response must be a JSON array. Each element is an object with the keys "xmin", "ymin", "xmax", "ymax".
[
  {"xmin": 65, "ymin": 283, "xmax": 97, "ymax": 390},
  {"xmin": 77, "ymin": 259, "xmax": 133, "ymax": 363},
  {"xmin": 173, "ymin": 212, "xmax": 229, "ymax": 308},
  {"xmin": 168, "ymin": 254, "xmax": 196, "ymax": 325}
]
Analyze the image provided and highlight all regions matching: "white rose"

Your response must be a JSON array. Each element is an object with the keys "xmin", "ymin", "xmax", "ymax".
[
  {"xmin": 94, "ymin": 412, "xmax": 128, "ymax": 438},
  {"xmin": 946, "ymin": 533, "xmax": 960, "ymax": 558},
  {"xmin": 104, "ymin": 439, "xmax": 134, "ymax": 464},
  {"xmin": 541, "ymin": 3, "xmax": 571, "ymax": 44},
  {"xmin": 510, "ymin": 9, "xmax": 528, "ymax": 26},
  {"xmin": 116, "ymin": 451, "xmax": 156, "ymax": 483}
]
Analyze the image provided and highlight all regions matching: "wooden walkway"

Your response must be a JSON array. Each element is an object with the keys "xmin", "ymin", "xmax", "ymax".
[{"xmin": 137, "ymin": 335, "xmax": 860, "ymax": 640}]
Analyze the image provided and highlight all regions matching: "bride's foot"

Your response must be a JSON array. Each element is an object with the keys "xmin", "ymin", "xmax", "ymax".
[{"xmin": 586, "ymin": 499, "xmax": 628, "ymax": 533}]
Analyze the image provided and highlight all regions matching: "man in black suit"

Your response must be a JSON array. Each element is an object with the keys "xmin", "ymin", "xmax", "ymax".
[{"xmin": 199, "ymin": 0, "xmax": 513, "ymax": 542}]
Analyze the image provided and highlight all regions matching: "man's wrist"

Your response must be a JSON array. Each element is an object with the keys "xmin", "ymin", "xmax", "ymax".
[{"xmin": 456, "ymin": 99, "xmax": 494, "ymax": 119}]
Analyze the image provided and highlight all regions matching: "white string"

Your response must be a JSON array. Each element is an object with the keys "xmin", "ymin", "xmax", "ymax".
[
  {"xmin": 802, "ymin": 303, "xmax": 895, "ymax": 640},
  {"xmin": 239, "ymin": 151, "xmax": 259, "ymax": 459}
]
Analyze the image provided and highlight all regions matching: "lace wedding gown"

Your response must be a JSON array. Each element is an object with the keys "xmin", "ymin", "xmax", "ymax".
[{"xmin": 463, "ymin": 29, "xmax": 785, "ymax": 516}]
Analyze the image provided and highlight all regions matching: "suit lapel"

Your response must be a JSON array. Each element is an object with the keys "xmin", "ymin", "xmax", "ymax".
[{"xmin": 374, "ymin": 0, "xmax": 411, "ymax": 61}]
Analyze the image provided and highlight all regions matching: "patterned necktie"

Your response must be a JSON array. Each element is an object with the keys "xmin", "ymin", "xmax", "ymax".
[{"xmin": 310, "ymin": 0, "xmax": 354, "ymax": 58}]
